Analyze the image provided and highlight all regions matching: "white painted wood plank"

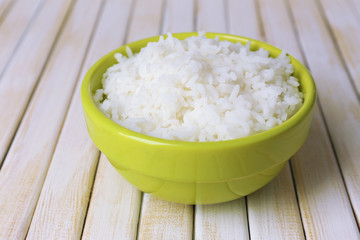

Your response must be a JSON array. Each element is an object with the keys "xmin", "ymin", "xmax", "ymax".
[
  {"xmin": 26, "ymin": 0, "xmax": 135, "ymax": 239},
  {"xmin": 0, "ymin": 0, "xmax": 73, "ymax": 164},
  {"xmin": 162, "ymin": 0, "xmax": 194, "ymax": 33},
  {"xmin": 197, "ymin": 0, "xmax": 227, "ymax": 32},
  {"xmin": 227, "ymin": 0, "xmax": 263, "ymax": 39},
  {"xmin": 288, "ymin": 0, "xmax": 360, "ymax": 228},
  {"xmin": 26, "ymin": 99, "xmax": 100, "ymax": 240},
  {"xmin": 82, "ymin": 156, "xmax": 141, "ymax": 240},
  {"xmin": 247, "ymin": 165, "xmax": 304, "ymax": 240},
  {"xmin": 347, "ymin": 0, "xmax": 360, "ymax": 20},
  {"xmin": 292, "ymin": 104, "xmax": 360, "ymax": 239},
  {"xmin": 126, "ymin": 0, "xmax": 164, "ymax": 42},
  {"xmin": 0, "ymin": 0, "xmax": 102, "ymax": 238},
  {"xmin": 259, "ymin": 0, "xmax": 360, "ymax": 238},
  {"xmin": 195, "ymin": 199, "xmax": 249, "ymax": 240},
  {"xmin": 0, "ymin": 0, "xmax": 44, "ymax": 75},
  {"xmin": 138, "ymin": 194, "xmax": 193, "ymax": 240},
  {"xmin": 317, "ymin": 0, "xmax": 360, "ymax": 93}
]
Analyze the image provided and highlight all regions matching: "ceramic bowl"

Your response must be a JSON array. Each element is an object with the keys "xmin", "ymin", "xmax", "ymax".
[{"xmin": 81, "ymin": 33, "xmax": 316, "ymax": 204}]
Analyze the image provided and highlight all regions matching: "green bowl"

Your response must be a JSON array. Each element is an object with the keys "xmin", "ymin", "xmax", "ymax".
[{"xmin": 81, "ymin": 32, "xmax": 316, "ymax": 205}]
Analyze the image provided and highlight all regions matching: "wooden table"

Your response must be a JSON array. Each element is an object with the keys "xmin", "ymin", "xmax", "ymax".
[{"xmin": 1, "ymin": 0, "xmax": 359, "ymax": 239}]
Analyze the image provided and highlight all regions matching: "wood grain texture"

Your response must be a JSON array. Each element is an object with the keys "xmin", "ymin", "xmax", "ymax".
[
  {"xmin": 197, "ymin": 0, "xmax": 227, "ymax": 32},
  {"xmin": 317, "ymin": 0, "xmax": 360, "ymax": 92},
  {"xmin": 260, "ymin": 0, "xmax": 360, "ymax": 238},
  {"xmin": 292, "ymin": 104, "xmax": 360, "ymax": 239},
  {"xmin": 0, "ymin": 0, "xmax": 359, "ymax": 239},
  {"xmin": 288, "ymin": 0, "xmax": 360, "ymax": 227},
  {"xmin": 138, "ymin": 195, "xmax": 193, "ymax": 240},
  {"xmin": 55, "ymin": 0, "xmax": 141, "ymax": 239},
  {"xmin": 0, "ymin": 0, "xmax": 102, "ymax": 238},
  {"xmin": 0, "ymin": 0, "xmax": 44, "ymax": 75},
  {"xmin": 0, "ymin": 0, "xmax": 73, "ymax": 164},
  {"xmin": 82, "ymin": 156, "xmax": 141, "ymax": 240},
  {"xmin": 195, "ymin": 199, "xmax": 249, "ymax": 240},
  {"xmin": 26, "ymin": 101, "xmax": 100, "ymax": 239},
  {"xmin": 27, "ymin": 0, "xmax": 135, "ymax": 238},
  {"xmin": 247, "ymin": 165, "xmax": 305, "ymax": 240}
]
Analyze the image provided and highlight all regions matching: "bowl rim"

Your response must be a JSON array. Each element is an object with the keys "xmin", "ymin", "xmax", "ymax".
[{"xmin": 81, "ymin": 32, "xmax": 316, "ymax": 149}]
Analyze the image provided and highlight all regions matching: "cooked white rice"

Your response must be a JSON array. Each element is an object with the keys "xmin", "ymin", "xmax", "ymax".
[{"xmin": 94, "ymin": 33, "xmax": 303, "ymax": 142}]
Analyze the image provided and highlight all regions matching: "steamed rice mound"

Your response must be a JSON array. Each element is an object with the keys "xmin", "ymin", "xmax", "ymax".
[{"xmin": 94, "ymin": 33, "xmax": 303, "ymax": 142}]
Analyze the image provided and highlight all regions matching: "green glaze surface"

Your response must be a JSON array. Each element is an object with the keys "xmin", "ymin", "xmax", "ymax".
[{"xmin": 81, "ymin": 33, "xmax": 316, "ymax": 204}]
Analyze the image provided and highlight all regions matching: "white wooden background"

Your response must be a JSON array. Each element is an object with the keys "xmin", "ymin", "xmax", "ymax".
[{"xmin": 0, "ymin": 0, "xmax": 360, "ymax": 239}]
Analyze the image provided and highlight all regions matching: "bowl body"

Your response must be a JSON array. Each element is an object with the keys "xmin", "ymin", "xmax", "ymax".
[{"xmin": 81, "ymin": 33, "xmax": 316, "ymax": 204}]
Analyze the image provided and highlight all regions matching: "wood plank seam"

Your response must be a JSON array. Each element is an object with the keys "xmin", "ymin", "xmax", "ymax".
[
  {"xmin": 314, "ymin": 0, "xmax": 360, "ymax": 101},
  {"xmin": 284, "ymin": 0, "xmax": 359, "ymax": 236},
  {"xmin": 134, "ymin": 1, "xmax": 195, "ymax": 239},
  {"xmin": 300, "ymin": 0, "xmax": 360, "ymax": 225},
  {"xmin": 51, "ymin": 0, "xmax": 107, "ymax": 139},
  {"xmin": 249, "ymin": 0, "xmax": 305, "ymax": 239},
  {"xmin": 193, "ymin": 0, "xmax": 198, "ymax": 32},
  {"xmin": 281, "ymin": 0, "xmax": 313, "ymax": 236},
  {"xmin": 159, "ymin": 0, "xmax": 168, "ymax": 34},
  {"xmin": 123, "ymin": 0, "xmax": 137, "ymax": 44},
  {"xmin": 309, "ymin": 0, "xmax": 360, "ymax": 226},
  {"xmin": 0, "ymin": 0, "xmax": 76, "ymax": 168},
  {"xmin": 315, "ymin": 0, "xmax": 360, "ymax": 97},
  {"xmin": 135, "ymin": 192, "xmax": 145, "ymax": 240},
  {"xmin": 284, "ymin": 0, "xmax": 359, "ymax": 235},
  {"xmin": 77, "ymin": 1, "xmax": 145, "ymax": 239},
  {"xmin": 246, "ymin": 0, "xmax": 305, "ymax": 238},
  {"xmin": 56, "ymin": 0, "xmax": 137, "ymax": 238},
  {"xmin": 307, "ymin": 99, "xmax": 359, "ymax": 227},
  {"xmin": 23, "ymin": 127, "xmax": 69, "ymax": 239},
  {"xmin": 191, "ymin": 205, "xmax": 196, "ymax": 240},
  {"xmin": 253, "ymin": 0, "xmax": 266, "ymax": 40},
  {"xmin": 79, "ymin": 153, "xmax": 101, "ymax": 239},
  {"xmin": 34, "ymin": 1, "xmax": 108, "ymax": 236},
  {"xmin": 284, "ymin": 0, "xmax": 360, "ymax": 236},
  {"xmin": 0, "ymin": 0, "xmax": 17, "ymax": 25},
  {"xmin": 0, "ymin": 0, "xmax": 105, "ymax": 237},
  {"xmin": 194, "ymin": 2, "xmax": 250, "ymax": 239},
  {"xmin": 245, "ymin": 197, "xmax": 251, "ymax": 240},
  {"xmin": 223, "ymin": 0, "xmax": 229, "ymax": 33},
  {"xmin": 288, "ymin": 161, "xmax": 309, "ymax": 239},
  {"xmin": 79, "ymin": 2, "xmax": 137, "ymax": 238},
  {"xmin": 122, "ymin": 1, "xmax": 151, "ymax": 239},
  {"xmin": 169, "ymin": 1, "xmax": 196, "ymax": 238},
  {"xmin": 25, "ymin": 0, "xmax": 107, "ymax": 236},
  {"xmin": 0, "ymin": 0, "xmax": 46, "ymax": 78},
  {"xmin": 134, "ymin": 1, "xmax": 176, "ymax": 239},
  {"xmin": 1, "ymin": 0, "xmax": 359, "ymax": 239}
]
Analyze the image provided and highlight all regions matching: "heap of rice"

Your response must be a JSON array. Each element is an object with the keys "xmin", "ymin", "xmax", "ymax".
[{"xmin": 94, "ymin": 33, "xmax": 303, "ymax": 142}]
